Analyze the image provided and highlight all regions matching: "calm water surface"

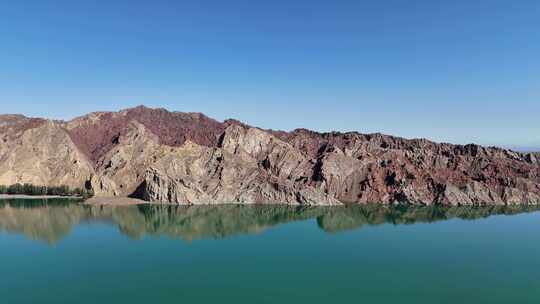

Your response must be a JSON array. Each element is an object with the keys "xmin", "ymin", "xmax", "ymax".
[{"xmin": 0, "ymin": 198, "xmax": 539, "ymax": 303}]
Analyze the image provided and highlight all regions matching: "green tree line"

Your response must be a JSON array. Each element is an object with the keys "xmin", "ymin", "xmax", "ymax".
[{"xmin": 0, "ymin": 183, "xmax": 94, "ymax": 199}]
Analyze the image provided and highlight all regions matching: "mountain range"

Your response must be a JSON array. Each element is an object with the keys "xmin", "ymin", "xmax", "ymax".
[{"xmin": 1, "ymin": 105, "xmax": 539, "ymax": 205}]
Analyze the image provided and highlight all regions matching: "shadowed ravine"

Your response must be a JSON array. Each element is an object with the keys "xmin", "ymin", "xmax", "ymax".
[{"xmin": 1, "ymin": 198, "xmax": 539, "ymax": 244}]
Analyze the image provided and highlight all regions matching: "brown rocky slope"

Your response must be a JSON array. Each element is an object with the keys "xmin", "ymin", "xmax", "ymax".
[{"xmin": 0, "ymin": 106, "xmax": 538, "ymax": 206}]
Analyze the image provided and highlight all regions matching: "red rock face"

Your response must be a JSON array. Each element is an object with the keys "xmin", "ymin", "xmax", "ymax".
[
  {"xmin": 66, "ymin": 106, "xmax": 226, "ymax": 166},
  {"xmin": 276, "ymin": 129, "xmax": 540, "ymax": 204}
]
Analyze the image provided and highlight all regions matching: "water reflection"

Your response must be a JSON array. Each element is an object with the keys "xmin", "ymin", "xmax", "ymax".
[{"xmin": 1, "ymin": 198, "xmax": 539, "ymax": 244}]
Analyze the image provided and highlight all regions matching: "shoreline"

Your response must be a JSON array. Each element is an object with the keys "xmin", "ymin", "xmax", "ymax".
[
  {"xmin": 84, "ymin": 197, "xmax": 540, "ymax": 207},
  {"xmin": 0, "ymin": 194, "xmax": 81, "ymax": 200},
  {"xmin": 83, "ymin": 196, "xmax": 339, "ymax": 206},
  {"xmin": 84, "ymin": 196, "xmax": 154, "ymax": 206},
  {"xmin": 4, "ymin": 194, "xmax": 539, "ymax": 207}
]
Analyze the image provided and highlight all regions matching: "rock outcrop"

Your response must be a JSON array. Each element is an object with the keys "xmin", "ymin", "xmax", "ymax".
[{"xmin": 0, "ymin": 106, "xmax": 539, "ymax": 205}]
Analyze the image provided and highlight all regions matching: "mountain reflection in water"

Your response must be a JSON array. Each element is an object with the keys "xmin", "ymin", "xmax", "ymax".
[{"xmin": 1, "ymin": 198, "xmax": 539, "ymax": 244}]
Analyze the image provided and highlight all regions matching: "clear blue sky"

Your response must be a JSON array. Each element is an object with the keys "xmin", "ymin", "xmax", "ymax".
[{"xmin": 1, "ymin": 0, "xmax": 539, "ymax": 148}]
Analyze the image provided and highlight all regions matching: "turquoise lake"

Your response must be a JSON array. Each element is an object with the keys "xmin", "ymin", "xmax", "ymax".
[{"xmin": 0, "ymin": 198, "xmax": 539, "ymax": 303}]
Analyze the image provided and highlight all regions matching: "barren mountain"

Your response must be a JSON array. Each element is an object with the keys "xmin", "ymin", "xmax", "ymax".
[{"xmin": 1, "ymin": 106, "xmax": 539, "ymax": 205}]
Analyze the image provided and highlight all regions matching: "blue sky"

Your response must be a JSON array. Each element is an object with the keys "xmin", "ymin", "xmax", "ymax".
[{"xmin": 1, "ymin": 0, "xmax": 539, "ymax": 148}]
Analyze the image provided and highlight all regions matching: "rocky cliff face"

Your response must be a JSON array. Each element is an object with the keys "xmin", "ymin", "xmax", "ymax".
[
  {"xmin": 1, "ymin": 106, "xmax": 539, "ymax": 206},
  {"xmin": 0, "ymin": 117, "xmax": 94, "ymax": 189}
]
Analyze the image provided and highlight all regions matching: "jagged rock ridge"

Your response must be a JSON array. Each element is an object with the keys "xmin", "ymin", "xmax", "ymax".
[{"xmin": 0, "ymin": 106, "xmax": 539, "ymax": 205}]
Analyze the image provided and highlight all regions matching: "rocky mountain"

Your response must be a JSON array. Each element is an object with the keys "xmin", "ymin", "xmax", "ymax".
[{"xmin": 1, "ymin": 106, "xmax": 539, "ymax": 205}]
